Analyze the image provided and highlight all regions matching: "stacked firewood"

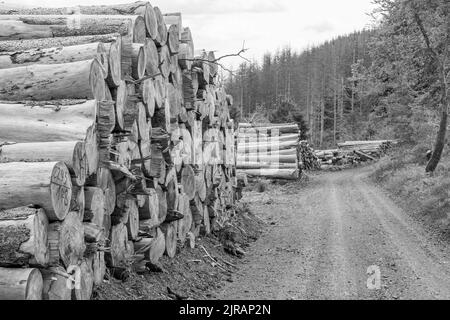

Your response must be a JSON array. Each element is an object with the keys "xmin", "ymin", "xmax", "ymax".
[
  {"xmin": 236, "ymin": 123, "xmax": 300, "ymax": 180},
  {"xmin": 0, "ymin": 1, "xmax": 237, "ymax": 300},
  {"xmin": 298, "ymin": 141, "xmax": 320, "ymax": 171}
]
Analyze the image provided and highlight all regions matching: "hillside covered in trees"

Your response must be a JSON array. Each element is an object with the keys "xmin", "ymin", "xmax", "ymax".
[{"xmin": 226, "ymin": 0, "xmax": 449, "ymax": 159}]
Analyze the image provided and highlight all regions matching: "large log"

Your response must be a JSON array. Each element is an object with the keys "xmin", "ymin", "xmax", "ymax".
[
  {"xmin": 0, "ymin": 42, "xmax": 109, "ymax": 77},
  {"xmin": 0, "ymin": 162, "xmax": 72, "ymax": 221},
  {"xmin": 167, "ymin": 24, "xmax": 180, "ymax": 55},
  {"xmin": 237, "ymin": 153, "xmax": 298, "ymax": 163},
  {"xmin": 0, "ymin": 14, "xmax": 145, "ymax": 41},
  {"xmin": 153, "ymin": 7, "xmax": 167, "ymax": 47},
  {"xmin": 90, "ymin": 251, "xmax": 106, "ymax": 286},
  {"xmin": 158, "ymin": 45, "xmax": 171, "ymax": 79},
  {"xmin": 105, "ymin": 223, "xmax": 131, "ymax": 268},
  {"xmin": 0, "ymin": 141, "xmax": 88, "ymax": 187},
  {"xmin": 0, "ymin": 267, "xmax": 43, "ymax": 300},
  {"xmin": 0, "ymin": 101, "xmax": 96, "ymax": 143},
  {"xmin": 104, "ymin": 38, "xmax": 122, "ymax": 87},
  {"xmin": 41, "ymin": 267, "xmax": 71, "ymax": 300},
  {"xmin": 0, "ymin": 33, "xmax": 120, "ymax": 52},
  {"xmin": 0, "ymin": 206, "xmax": 49, "ymax": 267},
  {"xmin": 0, "ymin": 59, "xmax": 105, "ymax": 101},
  {"xmin": 0, "ymin": 2, "xmax": 150, "ymax": 15},
  {"xmin": 138, "ymin": 188, "xmax": 159, "ymax": 227},
  {"xmin": 72, "ymin": 259, "xmax": 94, "ymax": 300},
  {"xmin": 83, "ymin": 187, "xmax": 105, "ymax": 227},
  {"xmin": 237, "ymin": 168, "xmax": 300, "ymax": 180},
  {"xmin": 130, "ymin": 43, "xmax": 146, "ymax": 80},
  {"xmin": 125, "ymin": 198, "xmax": 139, "ymax": 241},
  {"xmin": 160, "ymin": 222, "xmax": 177, "ymax": 258},
  {"xmin": 236, "ymin": 162, "xmax": 298, "ymax": 170},
  {"xmin": 176, "ymin": 193, "xmax": 192, "ymax": 244},
  {"xmin": 140, "ymin": 78, "xmax": 156, "ymax": 117},
  {"xmin": 143, "ymin": 38, "xmax": 159, "ymax": 76},
  {"xmin": 86, "ymin": 168, "xmax": 116, "ymax": 216},
  {"xmin": 47, "ymin": 211, "xmax": 85, "ymax": 268},
  {"xmin": 237, "ymin": 140, "xmax": 298, "ymax": 153},
  {"xmin": 181, "ymin": 165, "xmax": 196, "ymax": 201}
]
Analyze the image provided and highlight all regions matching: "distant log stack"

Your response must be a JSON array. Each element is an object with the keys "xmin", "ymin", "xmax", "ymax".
[
  {"xmin": 315, "ymin": 140, "xmax": 396, "ymax": 167},
  {"xmin": 0, "ymin": 1, "xmax": 238, "ymax": 300},
  {"xmin": 236, "ymin": 123, "xmax": 300, "ymax": 180}
]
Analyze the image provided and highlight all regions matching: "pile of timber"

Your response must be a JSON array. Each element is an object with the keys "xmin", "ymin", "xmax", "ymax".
[
  {"xmin": 298, "ymin": 141, "xmax": 320, "ymax": 171},
  {"xmin": 0, "ymin": 1, "xmax": 237, "ymax": 300},
  {"xmin": 315, "ymin": 140, "xmax": 395, "ymax": 166},
  {"xmin": 236, "ymin": 123, "xmax": 300, "ymax": 180}
]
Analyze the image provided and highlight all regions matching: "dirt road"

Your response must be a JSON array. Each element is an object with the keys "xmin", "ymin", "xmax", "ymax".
[{"xmin": 214, "ymin": 167, "xmax": 450, "ymax": 300}]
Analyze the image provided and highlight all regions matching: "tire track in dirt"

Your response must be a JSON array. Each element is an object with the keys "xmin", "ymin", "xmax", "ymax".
[{"xmin": 214, "ymin": 168, "xmax": 450, "ymax": 300}]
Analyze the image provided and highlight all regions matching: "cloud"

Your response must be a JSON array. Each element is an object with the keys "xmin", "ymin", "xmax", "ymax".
[{"xmin": 303, "ymin": 21, "xmax": 335, "ymax": 34}]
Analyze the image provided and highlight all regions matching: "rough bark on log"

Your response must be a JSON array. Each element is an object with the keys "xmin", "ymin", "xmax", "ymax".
[
  {"xmin": 0, "ymin": 161, "xmax": 72, "ymax": 221},
  {"xmin": 0, "ymin": 59, "xmax": 105, "ymax": 101},
  {"xmin": 0, "ymin": 1, "xmax": 149, "ymax": 15},
  {"xmin": 0, "ymin": 14, "xmax": 145, "ymax": 41},
  {"xmin": 0, "ymin": 33, "xmax": 120, "ymax": 52},
  {"xmin": 0, "ymin": 42, "xmax": 109, "ymax": 77},
  {"xmin": 0, "ymin": 206, "xmax": 49, "ymax": 267},
  {"xmin": 0, "ymin": 267, "xmax": 43, "ymax": 300}
]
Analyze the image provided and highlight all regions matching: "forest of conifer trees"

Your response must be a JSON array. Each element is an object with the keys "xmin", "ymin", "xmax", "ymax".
[{"xmin": 226, "ymin": 0, "xmax": 449, "ymax": 157}]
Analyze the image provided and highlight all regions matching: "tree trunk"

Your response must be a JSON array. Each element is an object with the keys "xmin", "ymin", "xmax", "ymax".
[
  {"xmin": 47, "ymin": 211, "xmax": 85, "ymax": 268},
  {"xmin": 0, "ymin": 101, "xmax": 96, "ymax": 143},
  {"xmin": 160, "ymin": 222, "xmax": 177, "ymax": 258},
  {"xmin": 0, "ymin": 162, "xmax": 72, "ymax": 221},
  {"xmin": 0, "ymin": 15, "xmax": 145, "ymax": 41},
  {"xmin": 83, "ymin": 187, "xmax": 105, "ymax": 227},
  {"xmin": 0, "ymin": 206, "xmax": 49, "ymax": 267},
  {"xmin": 0, "ymin": 267, "xmax": 43, "ymax": 300},
  {"xmin": 72, "ymin": 259, "xmax": 94, "ymax": 300},
  {"xmin": 0, "ymin": 59, "xmax": 105, "ymax": 101},
  {"xmin": 0, "ymin": 42, "xmax": 109, "ymax": 76},
  {"xmin": 167, "ymin": 24, "xmax": 180, "ymax": 55},
  {"xmin": 0, "ymin": 141, "xmax": 88, "ymax": 187},
  {"xmin": 105, "ymin": 223, "xmax": 131, "ymax": 268},
  {"xmin": 153, "ymin": 7, "xmax": 167, "ymax": 47},
  {"xmin": 125, "ymin": 198, "xmax": 139, "ymax": 241},
  {"xmin": 41, "ymin": 267, "xmax": 71, "ymax": 300},
  {"xmin": 0, "ymin": 33, "xmax": 120, "ymax": 52}
]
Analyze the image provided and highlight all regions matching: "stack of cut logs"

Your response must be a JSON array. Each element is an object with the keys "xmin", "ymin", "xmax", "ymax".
[
  {"xmin": 236, "ymin": 123, "xmax": 300, "ymax": 180},
  {"xmin": 298, "ymin": 141, "xmax": 320, "ymax": 171},
  {"xmin": 315, "ymin": 140, "xmax": 395, "ymax": 166},
  {"xmin": 0, "ymin": 1, "xmax": 237, "ymax": 300}
]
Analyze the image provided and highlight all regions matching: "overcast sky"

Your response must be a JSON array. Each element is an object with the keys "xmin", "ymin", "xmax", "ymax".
[{"xmin": 3, "ymin": 0, "xmax": 376, "ymax": 69}]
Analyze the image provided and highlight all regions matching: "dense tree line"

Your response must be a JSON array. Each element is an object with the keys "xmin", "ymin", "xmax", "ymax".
[{"xmin": 226, "ymin": 0, "xmax": 449, "ymax": 171}]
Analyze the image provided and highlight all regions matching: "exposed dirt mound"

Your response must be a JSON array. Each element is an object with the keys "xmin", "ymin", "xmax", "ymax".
[{"xmin": 93, "ymin": 204, "xmax": 264, "ymax": 300}]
